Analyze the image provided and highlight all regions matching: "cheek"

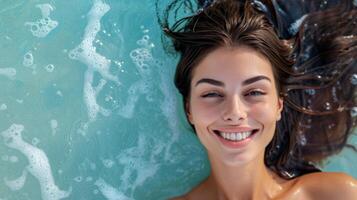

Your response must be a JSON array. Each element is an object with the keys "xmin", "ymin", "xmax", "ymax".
[
  {"xmin": 190, "ymin": 99, "xmax": 221, "ymax": 123},
  {"xmin": 249, "ymin": 102, "xmax": 279, "ymax": 126}
]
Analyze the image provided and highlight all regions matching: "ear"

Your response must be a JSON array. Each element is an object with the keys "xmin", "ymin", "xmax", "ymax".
[
  {"xmin": 185, "ymin": 101, "xmax": 194, "ymax": 124},
  {"xmin": 277, "ymin": 97, "xmax": 283, "ymax": 121}
]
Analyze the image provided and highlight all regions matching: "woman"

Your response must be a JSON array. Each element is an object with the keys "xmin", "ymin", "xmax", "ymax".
[{"xmin": 159, "ymin": 0, "xmax": 357, "ymax": 199}]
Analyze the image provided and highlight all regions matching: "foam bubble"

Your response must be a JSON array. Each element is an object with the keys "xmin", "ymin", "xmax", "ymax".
[
  {"xmin": 68, "ymin": 0, "xmax": 119, "ymax": 123},
  {"xmin": 94, "ymin": 178, "xmax": 132, "ymax": 200},
  {"xmin": 1, "ymin": 124, "xmax": 72, "ymax": 200},
  {"xmin": 23, "ymin": 51, "xmax": 34, "ymax": 67},
  {"xmin": 102, "ymin": 159, "xmax": 114, "ymax": 168},
  {"xmin": 32, "ymin": 137, "xmax": 40, "ymax": 146},
  {"xmin": 25, "ymin": 4, "xmax": 58, "ymax": 38},
  {"xmin": 118, "ymin": 35, "xmax": 158, "ymax": 118},
  {"xmin": 0, "ymin": 104, "xmax": 7, "ymax": 111},
  {"xmin": 45, "ymin": 64, "xmax": 55, "ymax": 72},
  {"xmin": 73, "ymin": 176, "xmax": 83, "ymax": 183},
  {"xmin": 0, "ymin": 68, "xmax": 16, "ymax": 79},
  {"xmin": 4, "ymin": 169, "xmax": 28, "ymax": 191},
  {"xmin": 118, "ymin": 81, "xmax": 143, "ymax": 119},
  {"xmin": 116, "ymin": 135, "xmax": 160, "ymax": 193}
]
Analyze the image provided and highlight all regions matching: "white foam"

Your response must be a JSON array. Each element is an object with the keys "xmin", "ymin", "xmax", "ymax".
[
  {"xmin": 23, "ymin": 51, "xmax": 34, "ymax": 67},
  {"xmin": 0, "ymin": 68, "xmax": 16, "ymax": 79},
  {"xmin": 117, "ymin": 35, "xmax": 156, "ymax": 118},
  {"xmin": 117, "ymin": 80, "xmax": 143, "ymax": 119},
  {"xmin": 45, "ymin": 64, "xmax": 55, "ymax": 72},
  {"xmin": 116, "ymin": 134, "xmax": 160, "ymax": 193},
  {"xmin": 158, "ymin": 66, "xmax": 181, "ymax": 161},
  {"xmin": 69, "ymin": 0, "xmax": 119, "ymax": 123},
  {"xmin": 102, "ymin": 159, "xmax": 115, "ymax": 168},
  {"xmin": 130, "ymin": 35, "xmax": 154, "ymax": 79},
  {"xmin": 0, "ymin": 104, "xmax": 7, "ymax": 111},
  {"xmin": 25, "ymin": 4, "xmax": 58, "ymax": 38},
  {"xmin": 23, "ymin": 51, "xmax": 36, "ymax": 74},
  {"xmin": 4, "ymin": 169, "xmax": 28, "ymax": 191},
  {"xmin": 94, "ymin": 178, "xmax": 132, "ymax": 200},
  {"xmin": 50, "ymin": 119, "xmax": 58, "ymax": 135},
  {"xmin": 1, "ymin": 124, "xmax": 72, "ymax": 200}
]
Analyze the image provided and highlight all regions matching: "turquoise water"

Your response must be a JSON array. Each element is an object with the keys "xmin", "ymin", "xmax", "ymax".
[{"xmin": 0, "ymin": 0, "xmax": 356, "ymax": 199}]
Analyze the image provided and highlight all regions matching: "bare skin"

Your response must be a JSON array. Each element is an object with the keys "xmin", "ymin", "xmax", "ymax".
[
  {"xmin": 171, "ymin": 172, "xmax": 357, "ymax": 200},
  {"xmin": 171, "ymin": 47, "xmax": 357, "ymax": 200}
]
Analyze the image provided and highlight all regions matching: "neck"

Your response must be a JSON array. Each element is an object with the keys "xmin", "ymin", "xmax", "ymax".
[{"xmin": 206, "ymin": 152, "xmax": 284, "ymax": 200}]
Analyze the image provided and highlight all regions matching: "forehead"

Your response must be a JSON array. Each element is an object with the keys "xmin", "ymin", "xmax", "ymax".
[{"xmin": 192, "ymin": 46, "xmax": 275, "ymax": 82}]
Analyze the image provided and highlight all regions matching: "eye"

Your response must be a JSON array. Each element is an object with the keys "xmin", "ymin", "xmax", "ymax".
[
  {"xmin": 245, "ymin": 90, "xmax": 266, "ymax": 97},
  {"xmin": 201, "ymin": 92, "xmax": 223, "ymax": 98}
]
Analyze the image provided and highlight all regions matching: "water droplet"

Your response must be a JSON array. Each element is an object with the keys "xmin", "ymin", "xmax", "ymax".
[
  {"xmin": 299, "ymin": 134, "xmax": 307, "ymax": 146},
  {"xmin": 328, "ymin": 123, "xmax": 336, "ymax": 129},
  {"xmin": 324, "ymin": 102, "xmax": 331, "ymax": 110}
]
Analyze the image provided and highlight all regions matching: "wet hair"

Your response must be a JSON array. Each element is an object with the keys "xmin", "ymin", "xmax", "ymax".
[{"xmin": 158, "ymin": 0, "xmax": 357, "ymax": 179}]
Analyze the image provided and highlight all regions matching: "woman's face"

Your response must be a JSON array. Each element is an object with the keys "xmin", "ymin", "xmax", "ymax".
[{"xmin": 187, "ymin": 46, "xmax": 283, "ymax": 166}]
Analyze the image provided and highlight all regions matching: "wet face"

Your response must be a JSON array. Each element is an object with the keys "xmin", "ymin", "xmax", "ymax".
[{"xmin": 186, "ymin": 46, "xmax": 283, "ymax": 166}]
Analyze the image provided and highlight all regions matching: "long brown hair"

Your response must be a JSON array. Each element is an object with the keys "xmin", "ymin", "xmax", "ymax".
[{"xmin": 158, "ymin": 0, "xmax": 357, "ymax": 179}]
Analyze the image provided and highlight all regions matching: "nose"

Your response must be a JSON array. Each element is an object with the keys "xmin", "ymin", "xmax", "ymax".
[{"xmin": 222, "ymin": 95, "xmax": 247, "ymax": 123}]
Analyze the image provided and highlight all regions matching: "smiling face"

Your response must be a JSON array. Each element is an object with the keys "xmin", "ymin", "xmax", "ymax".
[{"xmin": 186, "ymin": 46, "xmax": 283, "ymax": 166}]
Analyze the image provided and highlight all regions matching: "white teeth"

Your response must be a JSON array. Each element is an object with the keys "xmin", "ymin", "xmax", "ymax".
[{"xmin": 219, "ymin": 131, "xmax": 253, "ymax": 141}]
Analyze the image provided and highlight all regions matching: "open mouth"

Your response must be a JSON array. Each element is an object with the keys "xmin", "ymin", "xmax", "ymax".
[{"xmin": 213, "ymin": 129, "xmax": 259, "ymax": 142}]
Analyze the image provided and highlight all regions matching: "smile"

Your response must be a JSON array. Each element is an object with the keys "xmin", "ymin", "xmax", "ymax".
[
  {"xmin": 219, "ymin": 131, "xmax": 252, "ymax": 141},
  {"xmin": 213, "ymin": 129, "xmax": 259, "ymax": 148}
]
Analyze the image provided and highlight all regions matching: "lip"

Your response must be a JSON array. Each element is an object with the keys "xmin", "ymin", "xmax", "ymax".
[{"xmin": 211, "ymin": 128, "xmax": 259, "ymax": 149}]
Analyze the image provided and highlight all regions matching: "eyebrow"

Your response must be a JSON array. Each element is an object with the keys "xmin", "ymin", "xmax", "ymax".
[{"xmin": 195, "ymin": 75, "xmax": 271, "ymax": 87}]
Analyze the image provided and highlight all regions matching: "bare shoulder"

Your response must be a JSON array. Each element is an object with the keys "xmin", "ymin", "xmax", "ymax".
[
  {"xmin": 298, "ymin": 172, "xmax": 357, "ymax": 200},
  {"xmin": 170, "ymin": 178, "xmax": 212, "ymax": 200}
]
